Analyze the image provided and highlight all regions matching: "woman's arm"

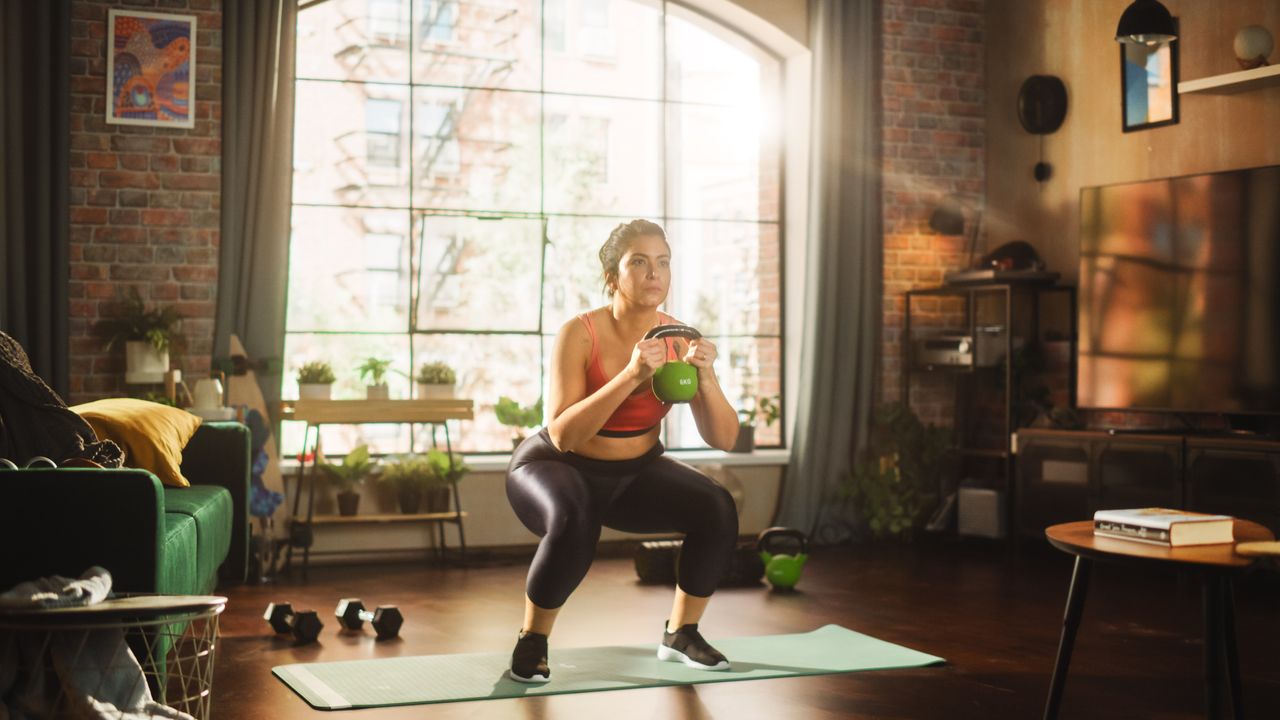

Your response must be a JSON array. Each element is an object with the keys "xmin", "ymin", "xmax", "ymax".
[
  {"xmin": 545, "ymin": 319, "xmax": 667, "ymax": 453},
  {"xmin": 683, "ymin": 338, "xmax": 741, "ymax": 451}
]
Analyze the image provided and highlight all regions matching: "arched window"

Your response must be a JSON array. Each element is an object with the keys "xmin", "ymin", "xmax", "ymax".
[{"xmin": 285, "ymin": 0, "xmax": 784, "ymax": 453}]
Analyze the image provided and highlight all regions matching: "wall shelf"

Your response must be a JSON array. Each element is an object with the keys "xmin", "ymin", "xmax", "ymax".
[{"xmin": 1178, "ymin": 64, "xmax": 1280, "ymax": 95}]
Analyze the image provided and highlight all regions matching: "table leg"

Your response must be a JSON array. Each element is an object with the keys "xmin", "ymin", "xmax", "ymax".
[
  {"xmin": 1204, "ymin": 576, "xmax": 1225, "ymax": 720},
  {"xmin": 1044, "ymin": 556, "xmax": 1092, "ymax": 720},
  {"xmin": 1217, "ymin": 576, "xmax": 1244, "ymax": 720}
]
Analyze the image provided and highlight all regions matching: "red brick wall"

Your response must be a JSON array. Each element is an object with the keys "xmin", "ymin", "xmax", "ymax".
[
  {"xmin": 67, "ymin": 0, "xmax": 222, "ymax": 403},
  {"xmin": 879, "ymin": 0, "xmax": 984, "ymax": 426}
]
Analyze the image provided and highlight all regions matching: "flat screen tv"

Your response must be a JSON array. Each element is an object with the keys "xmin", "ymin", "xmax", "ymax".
[{"xmin": 1078, "ymin": 164, "xmax": 1280, "ymax": 414}]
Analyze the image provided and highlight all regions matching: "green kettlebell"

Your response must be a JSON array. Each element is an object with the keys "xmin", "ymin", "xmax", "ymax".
[
  {"xmin": 644, "ymin": 324, "xmax": 702, "ymax": 404},
  {"xmin": 757, "ymin": 527, "xmax": 809, "ymax": 591}
]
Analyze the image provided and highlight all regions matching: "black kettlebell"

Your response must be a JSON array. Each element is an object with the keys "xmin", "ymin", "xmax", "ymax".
[{"xmin": 643, "ymin": 324, "xmax": 702, "ymax": 404}]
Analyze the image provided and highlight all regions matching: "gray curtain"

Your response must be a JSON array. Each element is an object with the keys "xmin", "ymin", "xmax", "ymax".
[
  {"xmin": 216, "ymin": 0, "xmax": 298, "ymax": 420},
  {"xmin": 774, "ymin": 0, "xmax": 883, "ymax": 543},
  {"xmin": 0, "ymin": 0, "xmax": 71, "ymax": 396}
]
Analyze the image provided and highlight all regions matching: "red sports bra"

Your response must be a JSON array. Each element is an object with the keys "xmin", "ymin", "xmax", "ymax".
[{"xmin": 579, "ymin": 311, "xmax": 678, "ymax": 437}]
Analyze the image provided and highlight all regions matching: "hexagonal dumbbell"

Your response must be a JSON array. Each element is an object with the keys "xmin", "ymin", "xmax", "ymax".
[
  {"xmin": 264, "ymin": 602, "xmax": 323, "ymax": 644},
  {"xmin": 335, "ymin": 598, "xmax": 404, "ymax": 640}
]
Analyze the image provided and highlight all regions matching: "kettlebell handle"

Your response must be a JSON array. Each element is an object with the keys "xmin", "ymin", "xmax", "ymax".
[
  {"xmin": 756, "ymin": 526, "xmax": 809, "ymax": 555},
  {"xmin": 643, "ymin": 324, "xmax": 702, "ymax": 342}
]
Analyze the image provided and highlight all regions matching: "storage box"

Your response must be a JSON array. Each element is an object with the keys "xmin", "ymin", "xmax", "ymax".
[{"xmin": 958, "ymin": 485, "xmax": 1006, "ymax": 539}]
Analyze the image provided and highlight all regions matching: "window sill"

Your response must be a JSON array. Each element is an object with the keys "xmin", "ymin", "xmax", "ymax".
[{"xmin": 281, "ymin": 448, "xmax": 789, "ymax": 475}]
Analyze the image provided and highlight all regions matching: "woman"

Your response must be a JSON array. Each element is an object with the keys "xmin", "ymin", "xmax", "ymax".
[{"xmin": 504, "ymin": 219, "xmax": 742, "ymax": 683}]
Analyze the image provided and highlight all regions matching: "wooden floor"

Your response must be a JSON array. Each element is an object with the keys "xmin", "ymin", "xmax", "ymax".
[{"xmin": 211, "ymin": 539, "xmax": 1280, "ymax": 719}]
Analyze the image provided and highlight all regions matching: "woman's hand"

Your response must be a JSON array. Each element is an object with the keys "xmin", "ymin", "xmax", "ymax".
[
  {"xmin": 626, "ymin": 338, "xmax": 668, "ymax": 382},
  {"xmin": 683, "ymin": 338, "xmax": 717, "ymax": 374}
]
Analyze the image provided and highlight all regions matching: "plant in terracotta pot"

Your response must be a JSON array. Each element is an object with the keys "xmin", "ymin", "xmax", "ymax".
[
  {"xmin": 297, "ymin": 361, "xmax": 336, "ymax": 400},
  {"xmin": 381, "ymin": 454, "xmax": 434, "ymax": 514},
  {"xmin": 101, "ymin": 288, "xmax": 183, "ymax": 384},
  {"xmin": 319, "ymin": 444, "xmax": 375, "ymax": 517},
  {"xmin": 732, "ymin": 394, "xmax": 780, "ymax": 453},
  {"xmin": 357, "ymin": 356, "xmax": 395, "ymax": 400},
  {"xmin": 415, "ymin": 361, "xmax": 456, "ymax": 399},
  {"xmin": 495, "ymin": 395, "xmax": 543, "ymax": 448},
  {"xmin": 424, "ymin": 448, "xmax": 469, "ymax": 513}
]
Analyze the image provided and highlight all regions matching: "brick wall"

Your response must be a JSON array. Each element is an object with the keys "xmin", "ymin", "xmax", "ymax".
[
  {"xmin": 67, "ymin": 0, "xmax": 222, "ymax": 403},
  {"xmin": 879, "ymin": 0, "xmax": 984, "ymax": 427}
]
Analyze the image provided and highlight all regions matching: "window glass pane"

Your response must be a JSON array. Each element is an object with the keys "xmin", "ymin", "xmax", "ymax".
[
  {"xmin": 296, "ymin": 0, "xmax": 410, "ymax": 83},
  {"xmin": 543, "ymin": 0, "xmax": 661, "ymax": 100},
  {"xmin": 413, "ymin": 333, "xmax": 542, "ymax": 452},
  {"xmin": 293, "ymin": 81, "xmax": 410, "ymax": 207},
  {"xmin": 663, "ymin": 220, "xmax": 778, "ymax": 337},
  {"xmin": 288, "ymin": 207, "xmax": 410, "ymax": 332},
  {"xmin": 664, "ymin": 336, "xmax": 781, "ymax": 449},
  {"xmin": 280, "ymin": 333, "xmax": 414, "ymax": 456},
  {"xmin": 541, "ymin": 215, "xmax": 619, "ymax": 329},
  {"xmin": 667, "ymin": 101, "xmax": 779, "ymax": 221},
  {"xmin": 413, "ymin": 0, "xmax": 540, "ymax": 91},
  {"xmin": 412, "ymin": 87, "xmax": 539, "ymax": 212},
  {"xmin": 544, "ymin": 94, "xmax": 661, "ymax": 216},
  {"xmin": 665, "ymin": 5, "xmax": 775, "ymax": 108},
  {"xmin": 413, "ymin": 214, "xmax": 543, "ymax": 331}
]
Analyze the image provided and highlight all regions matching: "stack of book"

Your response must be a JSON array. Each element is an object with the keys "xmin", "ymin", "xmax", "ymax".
[{"xmin": 1092, "ymin": 508, "xmax": 1235, "ymax": 547}]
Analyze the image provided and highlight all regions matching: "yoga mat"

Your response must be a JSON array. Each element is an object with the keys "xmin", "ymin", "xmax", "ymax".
[{"xmin": 272, "ymin": 624, "xmax": 944, "ymax": 710}]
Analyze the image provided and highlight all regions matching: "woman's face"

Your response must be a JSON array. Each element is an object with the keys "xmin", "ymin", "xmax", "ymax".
[{"xmin": 613, "ymin": 233, "xmax": 671, "ymax": 306}]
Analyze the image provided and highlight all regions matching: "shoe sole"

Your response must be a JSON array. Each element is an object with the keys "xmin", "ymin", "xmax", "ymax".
[
  {"xmin": 506, "ymin": 668, "xmax": 551, "ymax": 684},
  {"xmin": 657, "ymin": 644, "xmax": 730, "ymax": 670}
]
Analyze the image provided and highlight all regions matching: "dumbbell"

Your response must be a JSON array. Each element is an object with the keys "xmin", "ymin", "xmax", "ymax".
[
  {"xmin": 264, "ymin": 602, "xmax": 323, "ymax": 644},
  {"xmin": 335, "ymin": 598, "xmax": 404, "ymax": 640}
]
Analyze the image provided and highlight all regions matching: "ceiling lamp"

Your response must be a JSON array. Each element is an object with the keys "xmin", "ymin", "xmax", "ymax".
[{"xmin": 1115, "ymin": 0, "xmax": 1178, "ymax": 46}]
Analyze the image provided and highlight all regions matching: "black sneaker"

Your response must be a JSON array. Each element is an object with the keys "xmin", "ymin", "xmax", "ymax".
[
  {"xmin": 657, "ymin": 622, "xmax": 730, "ymax": 670},
  {"xmin": 507, "ymin": 630, "xmax": 551, "ymax": 683}
]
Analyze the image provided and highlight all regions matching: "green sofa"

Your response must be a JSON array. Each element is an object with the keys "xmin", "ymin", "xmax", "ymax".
[{"xmin": 0, "ymin": 421, "xmax": 250, "ymax": 595}]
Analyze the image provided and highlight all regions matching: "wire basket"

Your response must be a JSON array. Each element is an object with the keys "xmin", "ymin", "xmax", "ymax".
[{"xmin": 0, "ymin": 595, "xmax": 224, "ymax": 720}]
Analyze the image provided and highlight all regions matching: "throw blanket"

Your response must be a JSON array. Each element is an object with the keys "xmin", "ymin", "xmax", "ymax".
[
  {"xmin": 0, "ymin": 332, "xmax": 122, "ymax": 467},
  {"xmin": 0, "ymin": 568, "xmax": 195, "ymax": 720}
]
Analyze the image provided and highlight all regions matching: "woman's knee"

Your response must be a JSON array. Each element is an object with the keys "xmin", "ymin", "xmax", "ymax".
[{"xmin": 701, "ymin": 483, "xmax": 739, "ymax": 537}]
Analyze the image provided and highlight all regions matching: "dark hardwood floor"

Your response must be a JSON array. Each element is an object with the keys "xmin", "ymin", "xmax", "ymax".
[{"xmin": 211, "ymin": 539, "xmax": 1280, "ymax": 719}]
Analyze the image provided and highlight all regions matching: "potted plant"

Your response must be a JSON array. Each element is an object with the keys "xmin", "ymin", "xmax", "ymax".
[
  {"xmin": 732, "ymin": 394, "xmax": 780, "ymax": 453},
  {"xmin": 101, "ymin": 288, "xmax": 182, "ymax": 384},
  {"xmin": 380, "ymin": 454, "xmax": 434, "ymax": 514},
  {"xmin": 297, "ymin": 361, "xmax": 336, "ymax": 400},
  {"xmin": 424, "ymin": 448, "xmax": 469, "ymax": 513},
  {"xmin": 357, "ymin": 356, "xmax": 395, "ymax": 400},
  {"xmin": 495, "ymin": 396, "xmax": 543, "ymax": 448},
  {"xmin": 319, "ymin": 444, "xmax": 375, "ymax": 517},
  {"xmin": 416, "ymin": 361, "xmax": 456, "ymax": 399}
]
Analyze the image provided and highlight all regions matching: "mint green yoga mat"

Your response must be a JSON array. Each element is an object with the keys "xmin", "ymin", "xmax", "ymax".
[{"xmin": 272, "ymin": 624, "xmax": 944, "ymax": 710}]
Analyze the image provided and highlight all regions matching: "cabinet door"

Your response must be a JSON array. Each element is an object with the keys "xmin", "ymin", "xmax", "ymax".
[
  {"xmin": 1015, "ymin": 436, "xmax": 1091, "ymax": 538},
  {"xmin": 1185, "ymin": 447, "xmax": 1280, "ymax": 534},
  {"xmin": 1094, "ymin": 438, "xmax": 1183, "ymax": 512}
]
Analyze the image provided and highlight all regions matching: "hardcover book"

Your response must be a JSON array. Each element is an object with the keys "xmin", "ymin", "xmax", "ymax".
[{"xmin": 1092, "ymin": 508, "xmax": 1235, "ymax": 547}]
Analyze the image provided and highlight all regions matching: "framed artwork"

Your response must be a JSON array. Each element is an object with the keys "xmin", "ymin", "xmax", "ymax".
[
  {"xmin": 1120, "ymin": 30, "xmax": 1179, "ymax": 133},
  {"xmin": 106, "ymin": 9, "xmax": 197, "ymax": 128}
]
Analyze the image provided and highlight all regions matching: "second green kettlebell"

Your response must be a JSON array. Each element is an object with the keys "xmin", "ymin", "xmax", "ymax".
[
  {"xmin": 757, "ymin": 527, "xmax": 809, "ymax": 591},
  {"xmin": 644, "ymin": 324, "xmax": 702, "ymax": 404}
]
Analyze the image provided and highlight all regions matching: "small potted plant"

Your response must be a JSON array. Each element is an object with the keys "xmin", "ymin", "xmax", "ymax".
[
  {"xmin": 425, "ymin": 448, "xmax": 469, "ymax": 513},
  {"xmin": 732, "ymin": 394, "xmax": 780, "ymax": 453},
  {"xmin": 297, "ymin": 361, "xmax": 336, "ymax": 400},
  {"xmin": 101, "ymin": 288, "xmax": 182, "ymax": 384},
  {"xmin": 416, "ymin": 361, "xmax": 456, "ymax": 399},
  {"xmin": 357, "ymin": 356, "xmax": 395, "ymax": 400},
  {"xmin": 495, "ymin": 396, "xmax": 543, "ymax": 449},
  {"xmin": 319, "ymin": 444, "xmax": 375, "ymax": 516},
  {"xmin": 380, "ymin": 454, "xmax": 434, "ymax": 514}
]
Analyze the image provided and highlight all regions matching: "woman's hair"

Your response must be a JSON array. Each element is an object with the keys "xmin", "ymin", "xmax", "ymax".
[{"xmin": 599, "ymin": 219, "xmax": 667, "ymax": 297}]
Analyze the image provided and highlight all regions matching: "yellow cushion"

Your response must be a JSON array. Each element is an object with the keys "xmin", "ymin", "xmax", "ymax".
[{"xmin": 71, "ymin": 399, "xmax": 202, "ymax": 488}]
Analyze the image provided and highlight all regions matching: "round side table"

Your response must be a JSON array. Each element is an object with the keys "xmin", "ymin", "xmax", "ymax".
[{"xmin": 1042, "ymin": 520, "xmax": 1273, "ymax": 720}]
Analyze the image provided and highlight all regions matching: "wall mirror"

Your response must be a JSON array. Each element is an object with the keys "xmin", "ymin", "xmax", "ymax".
[{"xmin": 1121, "ymin": 33, "xmax": 1179, "ymax": 132}]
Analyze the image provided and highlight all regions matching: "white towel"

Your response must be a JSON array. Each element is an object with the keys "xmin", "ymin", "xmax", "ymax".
[{"xmin": 0, "ymin": 567, "xmax": 112, "ymax": 610}]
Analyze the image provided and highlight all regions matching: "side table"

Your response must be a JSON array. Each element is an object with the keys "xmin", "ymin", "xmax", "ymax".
[
  {"xmin": 1043, "ymin": 520, "xmax": 1274, "ymax": 720},
  {"xmin": 0, "ymin": 594, "xmax": 226, "ymax": 719}
]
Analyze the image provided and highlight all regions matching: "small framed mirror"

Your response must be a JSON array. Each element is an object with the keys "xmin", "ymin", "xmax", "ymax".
[{"xmin": 1121, "ymin": 31, "xmax": 1179, "ymax": 132}]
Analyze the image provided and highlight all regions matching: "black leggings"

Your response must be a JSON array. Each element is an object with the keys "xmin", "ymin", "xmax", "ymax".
[{"xmin": 506, "ymin": 429, "xmax": 739, "ymax": 609}]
